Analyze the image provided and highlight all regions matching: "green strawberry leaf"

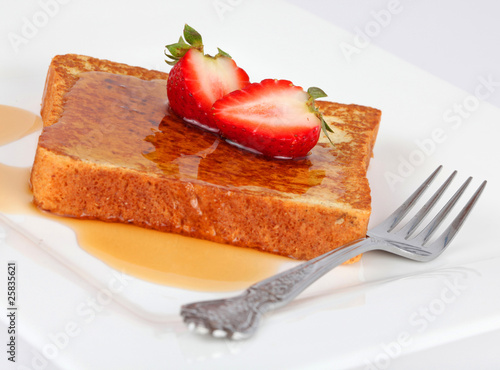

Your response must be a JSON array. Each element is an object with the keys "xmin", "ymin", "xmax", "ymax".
[
  {"xmin": 183, "ymin": 24, "xmax": 203, "ymax": 48},
  {"xmin": 307, "ymin": 87, "xmax": 328, "ymax": 100},
  {"xmin": 165, "ymin": 43, "xmax": 192, "ymax": 59},
  {"xmin": 321, "ymin": 117, "xmax": 335, "ymax": 147},
  {"xmin": 216, "ymin": 48, "xmax": 232, "ymax": 58},
  {"xmin": 164, "ymin": 57, "xmax": 178, "ymax": 66}
]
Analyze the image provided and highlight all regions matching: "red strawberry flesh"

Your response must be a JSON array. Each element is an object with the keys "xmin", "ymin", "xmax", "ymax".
[
  {"xmin": 212, "ymin": 79, "xmax": 321, "ymax": 158},
  {"xmin": 167, "ymin": 49, "xmax": 249, "ymax": 131}
]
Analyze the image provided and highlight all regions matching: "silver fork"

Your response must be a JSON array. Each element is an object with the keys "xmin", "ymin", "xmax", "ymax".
[{"xmin": 180, "ymin": 166, "xmax": 487, "ymax": 340}]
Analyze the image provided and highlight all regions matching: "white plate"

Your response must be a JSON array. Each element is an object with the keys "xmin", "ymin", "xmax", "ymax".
[{"xmin": 1, "ymin": 1, "xmax": 500, "ymax": 369}]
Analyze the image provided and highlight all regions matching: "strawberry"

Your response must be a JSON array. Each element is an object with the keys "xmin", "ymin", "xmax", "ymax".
[
  {"xmin": 212, "ymin": 79, "xmax": 332, "ymax": 159},
  {"xmin": 165, "ymin": 24, "xmax": 250, "ymax": 131}
]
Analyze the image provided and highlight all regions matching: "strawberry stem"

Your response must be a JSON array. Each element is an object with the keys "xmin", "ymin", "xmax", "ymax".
[
  {"xmin": 165, "ymin": 24, "xmax": 205, "ymax": 66},
  {"xmin": 307, "ymin": 87, "xmax": 335, "ymax": 147}
]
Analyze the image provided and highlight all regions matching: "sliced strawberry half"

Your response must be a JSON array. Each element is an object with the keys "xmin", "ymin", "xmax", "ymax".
[
  {"xmin": 212, "ymin": 79, "xmax": 331, "ymax": 159},
  {"xmin": 165, "ymin": 24, "xmax": 250, "ymax": 131}
]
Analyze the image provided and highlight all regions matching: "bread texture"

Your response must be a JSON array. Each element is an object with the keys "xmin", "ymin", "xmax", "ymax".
[{"xmin": 31, "ymin": 54, "xmax": 381, "ymax": 261}]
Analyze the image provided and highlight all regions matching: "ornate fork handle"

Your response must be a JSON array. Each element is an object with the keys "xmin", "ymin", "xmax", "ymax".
[{"xmin": 181, "ymin": 237, "xmax": 376, "ymax": 339}]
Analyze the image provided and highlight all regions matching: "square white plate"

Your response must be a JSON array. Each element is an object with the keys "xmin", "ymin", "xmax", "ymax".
[{"xmin": 1, "ymin": 1, "xmax": 499, "ymax": 369}]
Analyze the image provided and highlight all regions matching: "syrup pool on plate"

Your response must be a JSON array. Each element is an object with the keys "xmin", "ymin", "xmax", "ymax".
[{"xmin": 0, "ymin": 105, "xmax": 289, "ymax": 292}]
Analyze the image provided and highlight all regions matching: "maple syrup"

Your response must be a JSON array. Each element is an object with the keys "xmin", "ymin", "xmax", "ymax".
[
  {"xmin": 37, "ymin": 72, "xmax": 332, "ymax": 195},
  {"xmin": 0, "ymin": 105, "xmax": 289, "ymax": 292},
  {"xmin": 0, "ymin": 104, "xmax": 42, "ymax": 145}
]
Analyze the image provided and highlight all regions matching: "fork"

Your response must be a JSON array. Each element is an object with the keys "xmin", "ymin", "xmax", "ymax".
[{"xmin": 180, "ymin": 166, "xmax": 487, "ymax": 339}]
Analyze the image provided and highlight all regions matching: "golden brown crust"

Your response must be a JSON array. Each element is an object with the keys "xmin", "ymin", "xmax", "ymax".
[
  {"xmin": 31, "ymin": 147, "xmax": 369, "ymax": 260},
  {"xmin": 31, "ymin": 54, "xmax": 381, "ymax": 261}
]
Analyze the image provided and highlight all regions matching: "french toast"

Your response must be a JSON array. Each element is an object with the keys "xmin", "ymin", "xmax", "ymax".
[{"xmin": 30, "ymin": 54, "xmax": 381, "ymax": 261}]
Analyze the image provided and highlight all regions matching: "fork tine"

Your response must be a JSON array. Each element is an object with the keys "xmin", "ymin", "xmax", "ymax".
[
  {"xmin": 383, "ymin": 165, "xmax": 443, "ymax": 232},
  {"xmin": 429, "ymin": 180, "xmax": 487, "ymax": 250},
  {"xmin": 398, "ymin": 170, "xmax": 457, "ymax": 239},
  {"xmin": 413, "ymin": 176, "xmax": 472, "ymax": 245}
]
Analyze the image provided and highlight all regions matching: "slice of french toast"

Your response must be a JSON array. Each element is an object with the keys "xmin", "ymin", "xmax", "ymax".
[{"xmin": 30, "ymin": 54, "xmax": 381, "ymax": 261}]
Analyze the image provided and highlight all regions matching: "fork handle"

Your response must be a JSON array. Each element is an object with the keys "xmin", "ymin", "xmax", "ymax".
[{"xmin": 248, "ymin": 237, "xmax": 375, "ymax": 314}]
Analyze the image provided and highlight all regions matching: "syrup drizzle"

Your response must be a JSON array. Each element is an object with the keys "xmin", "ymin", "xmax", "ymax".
[
  {"xmin": 0, "ymin": 104, "xmax": 42, "ymax": 145},
  {"xmin": 0, "ymin": 105, "xmax": 288, "ymax": 292}
]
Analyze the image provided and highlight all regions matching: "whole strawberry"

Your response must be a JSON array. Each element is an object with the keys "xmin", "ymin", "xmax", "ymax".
[
  {"xmin": 212, "ymin": 79, "xmax": 332, "ymax": 159},
  {"xmin": 165, "ymin": 24, "xmax": 250, "ymax": 131}
]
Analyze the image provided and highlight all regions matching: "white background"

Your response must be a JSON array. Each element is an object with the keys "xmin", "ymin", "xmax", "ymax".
[{"xmin": 288, "ymin": 0, "xmax": 500, "ymax": 109}]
